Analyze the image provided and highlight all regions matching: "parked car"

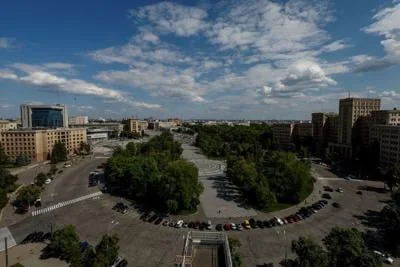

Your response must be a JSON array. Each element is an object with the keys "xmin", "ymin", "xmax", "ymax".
[
  {"xmin": 274, "ymin": 217, "xmax": 284, "ymax": 225},
  {"xmin": 175, "ymin": 220, "xmax": 184, "ymax": 228},
  {"xmin": 256, "ymin": 220, "xmax": 264, "ymax": 228},
  {"xmin": 45, "ymin": 178, "xmax": 52, "ymax": 185},
  {"xmin": 111, "ymin": 256, "xmax": 123, "ymax": 267},
  {"xmin": 322, "ymin": 193, "xmax": 332, "ymax": 199},
  {"xmin": 162, "ymin": 220, "xmax": 169, "ymax": 226},
  {"xmin": 116, "ymin": 259, "xmax": 128, "ymax": 267},
  {"xmin": 216, "ymin": 224, "xmax": 223, "ymax": 231},
  {"xmin": 356, "ymin": 191, "xmax": 363, "ymax": 195},
  {"xmin": 332, "ymin": 202, "xmax": 341, "ymax": 208},
  {"xmin": 207, "ymin": 220, "xmax": 212, "ymax": 230},
  {"xmin": 237, "ymin": 224, "xmax": 243, "ymax": 231},
  {"xmin": 243, "ymin": 220, "xmax": 251, "ymax": 229},
  {"xmin": 224, "ymin": 223, "xmax": 231, "ymax": 231},
  {"xmin": 374, "ymin": 250, "xmax": 394, "ymax": 265},
  {"xmin": 230, "ymin": 223, "xmax": 237, "ymax": 230},
  {"xmin": 154, "ymin": 217, "xmax": 163, "ymax": 225},
  {"xmin": 263, "ymin": 220, "xmax": 271, "ymax": 228},
  {"xmin": 34, "ymin": 198, "xmax": 42, "ymax": 207},
  {"xmin": 336, "ymin": 188, "xmax": 344, "ymax": 193},
  {"xmin": 249, "ymin": 218, "xmax": 257, "ymax": 228},
  {"xmin": 324, "ymin": 186, "xmax": 334, "ymax": 192}
]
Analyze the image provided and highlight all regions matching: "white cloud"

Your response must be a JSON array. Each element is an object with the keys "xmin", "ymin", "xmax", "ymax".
[
  {"xmin": 206, "ymin": 0, "xmax": 331, "ymax": 59},
  {"xmin": 130, "ymin": 2, "xmax": 208, "ymax": 37},
  {"xmin": 95, "ymin": 63, "xmax": 206, "ymax": 103},
  {"xmin": 0, "ymin": 37, "xmax": 16, "ymax": 49},
  {"xmin": 320, "ymin": 39, "xmax": 351, "ymax": 53},
  {"xmin": 0, "ymin": 69, "xmax": 18, "ymax": 80},
  {"xmin": 1, "ymin": 64, "xmax": 160, "ymax": 109},
  {"xmin": 357, "ymin": 2, "xmax": 400, "ymax": 72},
  {"xmin": 0, "ymin": 103, "xmax": 15, "ymax": 109}
]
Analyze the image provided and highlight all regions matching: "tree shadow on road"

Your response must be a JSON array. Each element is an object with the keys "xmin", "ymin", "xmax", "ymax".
[
  {"xmin": 357, "ymin": 185, "xmax": 389, "ymax": 194},
  {"xmin": 353, "ymin": 209, "xmax": 385, "ymax": 228}
]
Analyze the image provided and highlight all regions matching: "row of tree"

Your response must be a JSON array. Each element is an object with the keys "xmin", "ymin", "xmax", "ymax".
[
  {"xmin": 291, "ymin": 227, "xmax": 382, "ymax": 267},
  {"xmin": 226, "ymin": 151, "xmax": 313, "ymax": 211},
  {"xmin": 105, "ymin": 132, "xmax": 203, "ymax": 213},
  {"xmin": 381, "ymin": 189, "xmax": 400, "ymax": 256},
  {"xmin": 0, "ymin": 166, "xmax": 18, "ymax": 209},
  {"xmin": 1, "ymin": 144, "xmax": 31, "ymax": 167},
  {"xmin": 44, "ymin": 225, "xmax": 120, "ymax": 267}
]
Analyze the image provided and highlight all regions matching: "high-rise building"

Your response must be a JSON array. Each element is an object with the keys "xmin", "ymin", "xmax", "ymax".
[
  {"xmin": 312, "ymin": 112, "xmax": 338, "ymax": 156},
  {"xmin": 370, "ymin": 125, "xmax": 400, "ymax": 167},
  {"xmin": 21, "ymin": 104, "xmax": 68, "ymax": 128},
  {"xmin": 272, "ymin": 123, "xmax": 294, "ymax": 146},
  {"xmin": 338, "ymin": 98, "xmax": 380, "ymax": 145},
  {"xmin": 69, "ymin": 116, "xmax": 88, "ymax": 125},
  {"xmin": 0, "ymin": 128, "xmax": 86, "ymax": 162}
]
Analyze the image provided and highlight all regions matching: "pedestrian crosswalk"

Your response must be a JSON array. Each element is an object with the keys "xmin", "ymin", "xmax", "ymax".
[{"xmin": 31, "ymin": 191, "xmax": 102, "ymax": 216}]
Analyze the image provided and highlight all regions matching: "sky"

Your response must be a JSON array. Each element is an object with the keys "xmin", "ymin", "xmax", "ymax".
[{"xmin": 0, "ymin": 0, "xmax": 399, "ymax": 120}]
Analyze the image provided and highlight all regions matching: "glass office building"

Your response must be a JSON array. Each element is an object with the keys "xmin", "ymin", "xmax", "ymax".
[
  {"xmin": 31, "ymin": 108, "xmax": 64, "ymax": 128},
  {"xmin": 21, "ymin": 104, "xmax": 68, "ymax": 128}
]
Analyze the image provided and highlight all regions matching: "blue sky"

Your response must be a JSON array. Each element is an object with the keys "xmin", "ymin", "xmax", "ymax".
[{"xmin": 0, "ymin": 0, "xmax": 399, "ymax": 120}]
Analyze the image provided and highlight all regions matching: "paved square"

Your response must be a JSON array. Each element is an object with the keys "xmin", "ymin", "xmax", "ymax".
[{"xmin": 182, "ymin": 144, "xmax": 257, "ymax": 218}]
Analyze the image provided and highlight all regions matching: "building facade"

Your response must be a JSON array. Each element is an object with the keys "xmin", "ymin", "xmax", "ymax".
[
  {"xmin": 0, "ymin": 120, "xmax": 17, "ymax": 131},
  {"xmin": 21, "ymin": 104, "xmax": 68, "ymax": 128},
  {"xmin": 338, "ymin": 98, "xmax": 380, "ymax": 145},
  {"xmin": 69, "ymin": 116, "xmax": 88, "ymax": 125},
  {"xmin": 370, "ymin": 125, "xmax": 400, "ymax": 167},
  {"xmin": 126, "ymin": 119, "xmax": 140, "ymax": 134},
  {"xmin": 272, "ymin": 123, "xmax": 294, "ymax": 146},
  {"xmin": 0, "ymin": 128, "xmax": 86, "ymax": 162},
  {"xmin": 370, "ymin": 109, "xmax": 400, "ymax": 126}
]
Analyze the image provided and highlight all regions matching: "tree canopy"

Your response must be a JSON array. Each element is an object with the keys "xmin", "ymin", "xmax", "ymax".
[
  {"xmin": 15, "ymin": 153, "xmax": 31, "ymax": 167},
  {"xmin": 16, "ymin": 185, "xmax": 41, "ymax": 204},
  {"xmin": 105, "ymin": 132, "xmax": 202, "ymax": 213},
  {"xmin": 292, "ymin": 228, "xmax": 381, "ymax": 267},
  {"xmin": 50, "ymin": 141, "xmax": 68, "ymax": 163},
  {"xmin": 0, "ymin": 144, "xmax": 9, "ymax": 166},
  {"xmin": 0, "ymin": 166, "xmax": 18, "ymax": 209},
  {"xmin": 45, "ymin": 225, "xmax": 81, "ymax": 262},
  {"xmin": 381, "ymin": 190, "xmax": 400, "ymax": 255}
]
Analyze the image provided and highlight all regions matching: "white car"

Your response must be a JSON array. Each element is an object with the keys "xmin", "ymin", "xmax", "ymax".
[
  {"xmin": 45, "ymin": 179, "xmax": 52, "ymax": 185},
  {"xmin": 374, "ymin": 250, "xmax": 394, "ymax": 264},
  {"xmin": 230, "ymin": 223, "xmax": 237, "ymax": 230},
  {"xmin": 336, "ymin": 188, "xmax": 344, "ymax": 193},
  {"xmin": 175, "ymin": 220, "xmax": 183, "ymax": 228},
  {"xmin": 206, "ymin": 220, "xmax": 212, "ymax": 230},
  {"xmin": 274, "ymin": 216, "xmax": 284, "ymax": 225},
  {"xmin": 64, "ymin": 164, "xmax": 72, "ymax": 168}
]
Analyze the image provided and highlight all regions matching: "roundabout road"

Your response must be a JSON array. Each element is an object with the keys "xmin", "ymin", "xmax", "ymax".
[{"xmin": 0, "ymin": 140, "xmax": 393, "ymax": 266}]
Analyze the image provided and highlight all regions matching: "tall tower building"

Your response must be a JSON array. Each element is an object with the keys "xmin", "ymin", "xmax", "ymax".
[
  {"xmin": 21, "ymin": 104, "xmax": 68, "ymax": 128},
  {"xmin": 338, "ymin": 98, "xmax": 380, "ymax": 145}
]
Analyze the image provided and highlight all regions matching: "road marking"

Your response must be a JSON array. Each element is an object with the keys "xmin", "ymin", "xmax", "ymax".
[
  {"xmin": 32, "ymin": 191, "xmax": 102, "ymax": 216},
  {"xmin": 0, "ymin": 227, "xmax": 16, "ymax": 252}
]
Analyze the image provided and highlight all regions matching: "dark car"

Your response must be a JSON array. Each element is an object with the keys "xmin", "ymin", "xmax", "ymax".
[
  {"xmin": 140, "ymin": 212, "xmax": 150, "ymax": 221},
  {"xmin": 188, "ymin": 221, "xmax": 194, "ymax": 228},
  {"xmin": 147, "ymin": 214, "xmax": 158, "ymax": 223},
  {"xmin": 154, "ymin": 217, "xmax": 163, "ymax": 225},
  {"xmin": 169, "ymin": 221, "xmax": 175, "ymax": 227},
  {"xmin": 216, "ymin": 224, "xmax": 223, "ymax": 231},
  {"xmin": 320, "ymin": 199, "xmax": 328, "ymax": 205},
  {"xmin": 22, "ymin": 233, "xmax": 35, "ymax": 244},
  {"xmin": 356, "ymin": 191, "xmax": 363, "ymax": 195},
  {"xmin": 263, "ymin": 220, "xmax": 271, "ymax": 228},
  {"xmin": 249, "ymin": 218, "xmax": 257, "ymax": 228},
  {"xmin": 256, "ymin": 220, "xmax": 264, "ymax": 228},
  {"xmin": 322, "ymin": 193, "xmax": 332, "ymax": 199},
  {"xmin": 162, "ymin": 220, "xmax": 169, "ymax": 226},
  {"xmin": 117, "ymin": 259, "xmax": 128, "ymax": 267},
  {"xmin": 324, "ymin": 186, "xmax": 334, "ymax": 192},
  {"xmin": 332, "ymin": 202, "xmax": 341, "ymax": 208}
]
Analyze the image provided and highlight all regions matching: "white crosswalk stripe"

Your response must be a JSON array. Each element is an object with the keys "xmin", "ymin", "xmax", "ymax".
[{"xmin": 31, "ymin": 191, "xmax": 102, "ymax": 216}]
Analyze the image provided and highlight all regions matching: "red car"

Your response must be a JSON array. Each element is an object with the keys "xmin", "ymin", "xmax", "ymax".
[{"xmin": 224, "ymin": 223, "xmax": 231, "ymax": 231}]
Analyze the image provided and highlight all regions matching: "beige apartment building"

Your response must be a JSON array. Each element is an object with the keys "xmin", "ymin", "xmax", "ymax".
[
  {"xmin": 272, "ymin": 123, "xmax": 294, "ymax": 146},
  {"xmin": 370, "ymin": 125, "xmax": 400, "ymax": 167},
  {"xmin": 126, "ymin": 119, "xmax": 140, "ymax": 134},
  {"xmin": 0, "ymin": 120, "xmax": 17, "ymax": 131},
  {"xmin": 338, "ymin": 98, "xmax": 381, "ymax": 145},
  {"xmin": 312, "ymin": 113, "xmax": 339, "ymax": 155},
  {"xmin": 0, "ymin": 128, "xmax": 87, "ymax": 162}
]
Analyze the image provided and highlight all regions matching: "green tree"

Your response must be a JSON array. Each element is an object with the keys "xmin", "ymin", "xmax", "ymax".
[
  {"xmin": 50, "ymin": 141, "xmax": 68, "ymax": 164},
  {"xmin": 16, "ymin": 185, "xmax": 41, "ymax": 205},
  {"xmin": 0, "ymin": 144, "xmax": 9, "ymax": 166},
  {"xmin": 35, "ymin": 172, "xmax": 47, "ymax": 186},
  {"xmin": 381, "ymin": 190, "xmax": 400, "ymax": 255},
  {"xmin": 15, "ymin": 153, "xmax": 31, "ymax": 167},
  {"xmin": 228, "ymin": 237, "xmax": 243, "ymax": 267},
  {"xmin": 45, "ymin": 225, "xmax": 80, "ymax": 262},
  {"xmin": 0, "ymin": 188, "xmax": 8, "ymax": 209},
  {"xmin": 93, "ymin": 234, "xmax": 119, "ymax": 266},
  {"xmin": 323, "ymin": 227, "xmax": 381, "ymax": 267},
  {"xmin": 0, "ymin": 166, "xmax": 18, "ymax": 192},
  {"xmin": 291, "ymin": 236, "xmax": 328, "ymax": 267}
]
